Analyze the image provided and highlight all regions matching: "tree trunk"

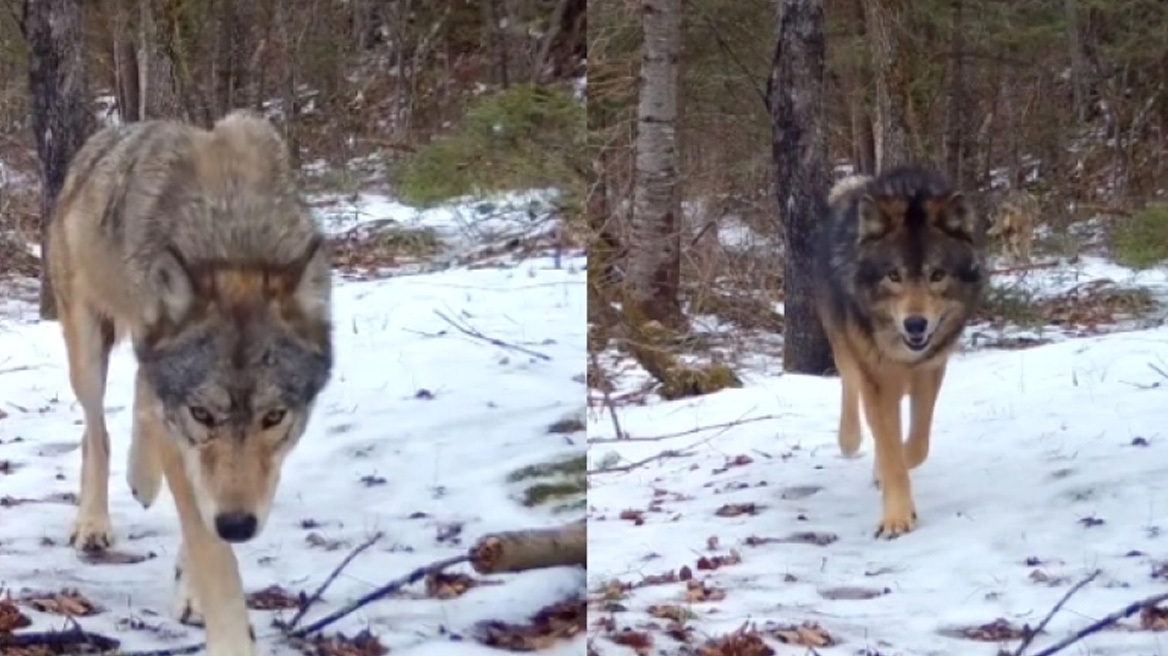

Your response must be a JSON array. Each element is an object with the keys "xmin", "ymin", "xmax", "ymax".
[
  {"xmin": 770, "ymin": 0, "xmax": 832, "ymax": 375},
  {"xmin": 627, "ymin": 0, "xmax": 683, "ymax": 328},
  {"xmin": 943, "ymin": 0, "xmax": 975, "ymax": 189},
  {"xmin": 848, "ymin": 0, "xmax": 875, "ymax": 175},
  {"xmin": 26, "ymin": 0, "xmax": 92, "ymax": 320},
  {"xmin": 862, "ymin": 0, "xmax": 911, "ymax": 171},
  {"xmin": 1064, "ymin": 0, "xmax": 1089, "ymax": 122}
]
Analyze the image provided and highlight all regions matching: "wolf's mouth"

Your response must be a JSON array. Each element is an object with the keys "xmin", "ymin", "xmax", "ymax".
[{"xmin": 903, "ymin": 335, "xmax": 930, "ymax": 352}]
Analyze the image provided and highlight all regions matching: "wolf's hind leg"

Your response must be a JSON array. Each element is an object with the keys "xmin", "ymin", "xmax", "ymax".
[
  {"xmin": 127, "ymin": 369, "xmax": 163, "ymax": 508},
  {"xmin": 832, "ymin": 347, "xmax": 863, "ymax": 456},
  {"xmin": 61, "ymin": 302, "xmax": 116, "ymax": 551}
]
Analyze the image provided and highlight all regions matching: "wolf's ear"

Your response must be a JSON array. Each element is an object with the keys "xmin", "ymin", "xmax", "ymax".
[
  {"xmin": 932, "ymin": 192, "xmax": 977, "ymax": 242},
  {"xmin": 856, "ymin": 194, "xmax": 890, "ymax": 242},
  {"xmin": 287, "ymin": 235, "xmax": 329, "ymax": 317},
  {"xmin": 149, "ymin": 246, "xmax": 197, "ymax": 323}
]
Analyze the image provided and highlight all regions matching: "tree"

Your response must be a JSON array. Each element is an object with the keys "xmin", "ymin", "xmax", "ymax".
[
  {"xmin": 769, "ymin": 0, "xmax": 832, "ymax": 375},
  {"xmin": 862, "ymin": 0, "xmax": 911, "ymax": 170},
  {"xmin": 25, "ymin": 0, "xmax": 93, "ymax": 320},
  {"xmin": 627, "ymin": 0, "xmax": 683, "ymax": 328}
]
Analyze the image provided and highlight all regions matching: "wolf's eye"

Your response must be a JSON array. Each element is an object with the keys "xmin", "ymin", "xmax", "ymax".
[
  {"xmin": 261, "ymin": 408, "xmax": 287, "ymax": 429},
  {"xmin": 886, "ymin": 269, "xmax": 902, "ymax": 283},
  {"xmin": 929, "ymin": 269, "xmax": 947, "ymax": 283},
  {"xmin": 189, "ymin": 406, "xmax": 216, "ymax": 427}
]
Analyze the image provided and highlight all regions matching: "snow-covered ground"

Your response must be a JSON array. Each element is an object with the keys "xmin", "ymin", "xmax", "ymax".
[
  {"xmin": 588, "ymin": 260, "xmax": 1168, "ymax": 654},
  {"xmin": 0, "ymin": 196, "xmax": 586, "ymax": 655}
]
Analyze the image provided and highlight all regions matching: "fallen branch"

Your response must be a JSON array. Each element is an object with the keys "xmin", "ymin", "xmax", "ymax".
[
  {"xmin": 278, "ymin": 531, "xmax": 384, "ymax": 633},
  {"xmin": 586, "ymin": 448, "xmax": 695, "ymax": 476},
  {"xmin": 0, "ymin": 627, "xmax": 119, "ymax": 653},
  {"xmin": 1022, "ymin": 588, "xmax": 1168, "ymax": 656},
  {"xmin": 470, "ymin": 521, "xmax": 586, "ymax": 574},
  {"xmin": 433, "ymin": 309, "xmax": 552, "ymax": 361},
  {"xmin": 587, "ymin": 412, "xmax": 780, "ymax": 444},
  {"xmin": 989, "ymin": 261, "xmax": 1061, "ymax": 275},
  {"xmin": 1011, "ymin": 569, "xmax": 1100, "ymax": 656},
  {"xmin": 288, "ymin": 554, "xmax": 470, "ymax": 638}
]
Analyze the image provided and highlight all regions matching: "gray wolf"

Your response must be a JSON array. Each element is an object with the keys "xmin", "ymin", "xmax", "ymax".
[
  {"xmin": 987, "ymin": 188, "xmax": 1038, "ymax": 264},
  {"xmin": 48, "ymin": 110, "xmax": 333, "ymax": 655},
  {"xmin": 815, "ymin": 165, "xmax": 986, "ymax": 539}
]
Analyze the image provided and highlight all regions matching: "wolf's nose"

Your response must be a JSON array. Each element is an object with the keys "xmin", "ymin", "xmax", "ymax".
[
  {"xmin": 903, "ymin": 316, "xmax": 928, "ymax": 336},
  {"xmin": 214, "ymin": 512, "xmax": 258, "ymax": 542}
]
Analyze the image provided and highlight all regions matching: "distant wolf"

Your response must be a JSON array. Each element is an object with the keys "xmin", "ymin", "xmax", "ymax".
[
  {"xmin": 48, "ymin": 110, "xmax": 333, "ymax": 655},
  {"xmin": 986, "ymin": 188, "xmax": 1038, "ymax": 264},
  {"xmin": 816, "ymin": 166, "xmax": 986, "ymax": 539}
]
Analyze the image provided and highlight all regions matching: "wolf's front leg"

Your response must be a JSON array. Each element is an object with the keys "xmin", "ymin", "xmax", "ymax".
[
  {"xmin": 905, "ymin": 364, "xmax": 946, "ymax": 470},
  {"xmin": 159, "ymin": 444, "xmax": 258, "ymax": 656},
  {"xmin": 859, "ymin": 377, "xmax": 916, "ymax": 539}
]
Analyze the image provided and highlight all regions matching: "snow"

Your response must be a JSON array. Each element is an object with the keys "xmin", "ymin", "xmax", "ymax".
[
  {"xmin": 311, "ymin": 189, "xmax": 561, "ymax": 252},
  {"xmin": 588, "ymin": 264, "xmax": 1168, "ymax": 654},
  {"xmin": 0, "ymin": 198, "xmax": 586, "ymax": 654}
]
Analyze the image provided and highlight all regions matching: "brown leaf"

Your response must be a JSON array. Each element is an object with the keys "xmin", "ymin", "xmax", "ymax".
[
  {"xmin": 0, "ymin": 599, "xmax": 32, "ymax": 632},
  {"xmin": 619, "ymin": 509, "xmax": 646, "ymax": 525},
  {"xmin": 696, "ymin": 624, "xmax": 775, "ymax": 656},
  {"xmin": 425, "ymin": 571, "xmax": 480, "ymax": 599},
  {"xmin": 696, "ymin": 550, "xmax": 742, "ymax": 571},
  {"xmin": 685, "ymin": 579, "xmax": 727, "ymax": 603},
  {"xmin": 475, "ymin": 597, "xmax": 585, "ymax": 651},
  {"xmin": 294, "ymin": 629, "xmax": 388, "ymax": 656},
  {"xmin": 647, "ymin": 605, "xmax": 693, "ymax": 622},
  {"xmin": 714, "ymin": 503, "xmax": 760, "ymax": 518},
  {"xmin": 772, "ymin": 622, "xmax": 836, "ymax": 647},
  {"xmin": 712, "ymin": 455, "xmax": 753, "ymax": 474},
  {"xmin": 609, "ymin": 630, "xmax": 653, "ymax": 655},
  {"xmin": 246, "ymin": 585, "xmax": 302, "ymax": 611},
  {"xmin": 952, "ymin": 618, "xmax": 1032, "ymax": 641},
  {"xmin": 24, "ymin": 589, "xmax": 99, "ymax": 616},
  {"xmin": 1140, "ymin": 605, "xmax": 1168, "ymax": 631}
]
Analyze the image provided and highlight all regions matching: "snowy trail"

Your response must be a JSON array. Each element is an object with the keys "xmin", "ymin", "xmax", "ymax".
[
  {"xmin": 0, "ymin": 253, "xmax": 586, "ymax": 655},
  {"xmin": 588, "ymin": 328, "xmax": 1168, "ymax": 655}
]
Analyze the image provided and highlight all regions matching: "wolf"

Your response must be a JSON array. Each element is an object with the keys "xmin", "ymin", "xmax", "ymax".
[
  {"xmin": 987, "ymin": 188, "xmax": 1038, "ymax": 264},
  {"xmin": 48, "ymin": 110, "xmax": 333, "ymax": 655},
  {"xmin": 815, "ymin": 166, "xmax": 986, "ymax": 539}
]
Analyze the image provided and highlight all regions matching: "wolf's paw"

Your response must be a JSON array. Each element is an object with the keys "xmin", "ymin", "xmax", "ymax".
[
  {"xmin": 873, "ymin": 508, "xmax": 918, "ymax": 540},
  {"xmin": 69, "ymin": 514, "xmax": 113, "ymax": 552},
  {"xmin": 173, "ymin": 565, "xmax": 205, "ymax": 627}
]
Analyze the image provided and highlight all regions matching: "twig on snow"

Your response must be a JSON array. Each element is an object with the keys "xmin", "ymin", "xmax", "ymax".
[
  {"xmin": 278, "ymin": 531, "xmax": 384, "ymax": 632},
  {"xmin": 288, "ymin": 553, "xmax": 470, "ymax": 638},
  {"xmin": 1021, "ymin": 587, "xmax": 1168, "ymax": 656},
  {"xmin": 590, "ymin": 350, "xmax": 627, "ymax": 439},
  {"xmin": 1011, "ymin": 569, "xmax": 1100, "ymax": 656},
  {"xmin": 586, "ymin": 448, "xmax": 696, "ymax": 476},
  {"xmin": 587, "ymin": 412, "xmax": 781, "ymax": 444},
  {"xmin": 433, "ymin": 309, "xmax": 552, "ymax": 361}
]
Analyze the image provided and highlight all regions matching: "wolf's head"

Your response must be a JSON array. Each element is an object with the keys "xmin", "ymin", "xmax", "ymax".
[
  {"xmin": 851, "ymin": 168, "xmax": 985, "ymax": 360},
  {"xmin": 136, "ymin": 236, "xmax": 332, "ymax": 543}
]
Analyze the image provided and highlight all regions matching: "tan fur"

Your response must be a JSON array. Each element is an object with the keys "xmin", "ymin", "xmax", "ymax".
[
  {"xmin": 828, "ymin": 174, "xmax": 874, "ymax": 206},
  {"xmin": 48, "ymin": 110, "xmax": 332, "ymax": 656},
  {"xmin": 987, "ymin": 189, "xmax": 1037, "ymax": 264}
]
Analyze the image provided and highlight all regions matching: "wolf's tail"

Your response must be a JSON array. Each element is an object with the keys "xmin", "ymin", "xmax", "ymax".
[{"xmin": 827, "ymin": 174, "xmax": 873, "ymax": 207}]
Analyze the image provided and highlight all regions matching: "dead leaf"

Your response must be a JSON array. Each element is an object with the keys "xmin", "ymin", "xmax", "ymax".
[
  {"xmin": 1140, "ymin": 605, "xmax": 1168, "ymax": 631},
  {"xmin": 619, "ymin": 510, "xmax": 645, "ymax": 525},
  {"xmin": 772, "ymin": 622, "xmax": 836, "ymax": 647},
  {"xmin": 685, "ymin": 579, "xmax": 727, "ymax": 603},
  {"xmin": 696, "ymin": 623, "xmax": 774, "ymax": 656},
  {"xmin": 609, "ymin": 630, "xmax": 652, "ymax": 655},
  {"xmin": 246, "ymin": 585, "xmax": 302, "ymax": 611},
  {"xmin": 294, "ymin": 629, "xmax": 388, "ymax": 656},
  {"xmin": 24, "ymin": 589, "xmax": 99, "ymax": 616},
  {"xmin": 475, "ymin": 597, "xmax": 585, "ymax": 651},
  {"xmin": 714, "ymin": 503, "xmax": 760, "ymax": 518},
  {"xmin": 943, "ymin": 618, "xmax": 1033, "ymax": 641},
  {"xmin": 696, "ymin": 550, "xmax": 742, "ymax": 571},
  {"xmin": 648, "ymin": 605, "xmax": 693, "ymax": 622},
  {"xmin": 0, "ymin": 599, "xmax": 31, "ymax": 632},
  {"xmin": 712, "ymin": 455, "xmax": 753, "ymax": 474},
  {"xmin": 425, "ymin": 571, "xmax": 480, "ymax": 599}
]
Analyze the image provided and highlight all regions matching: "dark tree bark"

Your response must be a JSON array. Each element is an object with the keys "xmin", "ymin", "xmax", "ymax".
[
  {"xmin": 943, "ymin": 0, "xmax": 975, "ymax": 189},
  {"xmin": 627, "ymin": 0, "xmax": 683, "ymax": 328},
  {"xmin": 769, "ymin": 0, "xmax": 832, "ymax": 375},
  {"xmin": 862, "ymin": 0, "xmax": 911, "ymax": 170},
  {"xmin": 26, "ymin": 0, "xmax": 93, "ymax": 320}
]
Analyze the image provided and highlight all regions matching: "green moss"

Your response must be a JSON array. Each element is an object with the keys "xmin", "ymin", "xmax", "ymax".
[{"xmin": 507, "ymin": 454, "xmax": 586, "ymax": 482}]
